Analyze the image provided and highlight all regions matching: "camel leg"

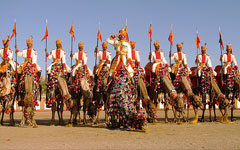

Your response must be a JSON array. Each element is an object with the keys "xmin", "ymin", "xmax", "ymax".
[
  {"xmin": 213, "ymin": 103, "xmax": 217, "ymax": 121},
  {"xmin": 9, "ymin": 111, "xmax": 15, "ymax": 126},
  {"xmin": 201, "ymin": 105, "xmax": 206, "ymax": 122},
  {"xmin": 186, "ymin": 105, "xmax": 190, "ymax": 122},
  {"xmin": 219, "ymin": 108, "xmax": 224, "ymax": 123},
  {"xmin": 231, "ymin": 98, "xmax": 235, "ymax": 121},
  {"xmin": 1, "ymin": 108, "xmax": 4, "ymax": 126},
  {"xmin": 31, "ymin": 110, "xmax": 38, "ymax": 128},
  {"xmin": 191, "ymin": 107, "xmax": 199, "ymax": 124},
  {"xmin": 83, "ymin": 100, "xmax": 87, "ymax": 125},
  {"xmin": 104, "ymin": 93, "xmax": 109, "ymax": 123},
  {"xmin": 56, "ymin": 102, "xmax": 62, "ymax": 125},
  {"xmin": 231, "ymin": 107, "xmax": 234, "ymax": 121},
  {"xmin": 50, "ymin": 102, "xmax": 56, "ymax": 126},
  {"xmin": 19, "ymin": 107, "xmax": 25, "ymax": 127},
  {"xmin": 95, "ymin": 109, "xmax": 100, "ymax": 124},
  {"xmin": 164, "ymin": 103, "xmax": 168, "ymax": 123},
  {"xmin": 224, "ymin": 107, "xmax": 234, "ymax": 124},
  {"xmin": 9, "ymin": 102, "xmax": 15, "ymax": 126},
  {"xmin": 209, "ymin": 103, "xmax": 213, "ymax": 122},
  {"xmin": 59, "ymin": 102, "xmax": 64, "ymax": 125},
  {"xmin": 172, "ymin": 106, "xmax": 177, "ymax": 123}
]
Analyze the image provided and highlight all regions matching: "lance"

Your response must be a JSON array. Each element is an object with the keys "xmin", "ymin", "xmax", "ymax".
[
  {"xmin": 219, "ymin": 27, "xmax": 224, "ymax": 86},
  {"xmin": 169, "ymin": 24, "xmax": 173, "ymax": 67},
  {"xmin": 14, "ymin": 19, "xmax": 17, "ymax": 80},
  {"xmin": 196, "ymin": 29, "xmax": 200, "ymax": 89},
  {"xmin": 45, "ymin": 19, "xmax": 48, "ymax": 83},
  {"xmin": 71, "ymin": 36, "xmax": 73, "ymax": 68},
  {"xmin": 95, "ymin": 22, "xmax": 100, "ymax": 68},
  {"xmin": 149, "ymin": 23, "xmax": 152, "ymax": 86}
]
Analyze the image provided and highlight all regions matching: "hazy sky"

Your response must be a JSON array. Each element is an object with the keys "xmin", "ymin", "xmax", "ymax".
[{"xmin": 1, "ymin": 0, "xmax": 239, "ymax": 74}]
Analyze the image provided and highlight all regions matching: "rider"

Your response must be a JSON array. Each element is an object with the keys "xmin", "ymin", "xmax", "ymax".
[
  {"xmin": 16, "ymin": 38, "xmax": 42, "ymax": 78},
  {"xmin": 129, "ymin": 41, "xmax": 140, "ymax": 70},
  {"xmin": 72, "ymin": 42, "xmax": 93, "ymax": 78},
  {"xmin": 195, "ymin": 45, "xmax": 215, "ymax": 77},
  {"xmin": 94, "ymin": 42, "xmax": 111, "ymax": 76},
  {"xmin": 221, "ymin": 44, "xmax": 239, "ymax": 80},
  {"xmin": 0, "ymin": 38, "xmax": 17, "ymax": 73},
  {"xmin": 150, "ymin": 40, "xmax": 168, "ymax": 78},
  {"xmin": 170, "ymin": 43, "xmax": 189, "ymax": 74},
  {"xmin": 47, "ymin": 39, "xmax": 70, "ymax": 76},
  {"xmin": 106, "ymin": 28, "xmax": 133, "ymax": 78}
]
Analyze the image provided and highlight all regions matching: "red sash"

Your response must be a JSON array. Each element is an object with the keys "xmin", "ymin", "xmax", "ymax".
[
  {"xmin": 27, "ymin": 49, "xmax": 32, "ymax": 58},
  {"xmin": 178, "ymin": 52, "xmax": 182, "ymax": 60},
  {"xmin": 227, "ymin": 54, "xmax": 231, "ymax": 62},
  {"xmin": 56, "ymin": 49, "xmax": 61, "ymax": 59},
  {"xmin": 202, "ymin": 54, "xmax": 206, "ymax": 63},
  {"xmin": 102, "ymin": 51, "xmax": 106, "ymax": 60},
  {"xmin": 155, "ymin": 51, "xmax": 161, "ymax": 60},
  {"xmin": 132, "ymin": 50, "xmax": 136, "ymax": 60},
  {"xmin": 3, "ymin": 48, "xmax": 8, "ymax": 58},
  {"xmin": 78, "ymin": 51, "xmax": 83, "ymax": 60}
]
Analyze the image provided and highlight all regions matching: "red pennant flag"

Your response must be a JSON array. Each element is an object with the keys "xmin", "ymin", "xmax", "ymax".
[
  {"xmin": 148, "ymin": 24, "xmax": 152, "ymax": 41},
  {"xmin": 97, "ymin": 29, "xmax": 102, "ymax": 43},
  {"xmin": 196, "ymin": 32, "xmax": 201, "ymax": 49},
  {"xmin": 219, "ymin": 32, "xmax": 224, "ymax": 50},
  {"xmin": 125, "ymin": 25, "xmax": 129, "ymax": 41},
  {"xmin": 41, "ymin": 26, "xmax": 49, "ymax": 41},
  {"xmin": 69, "ymin": 24, "xmax": 75, "ymax": 41},
  {"xmin": 10, "ymin": 22, "xmax": 16, "ymax": 40},
  {"xmin": 168, "ymin": 28, "xmax": 173, "ymax": 46}
]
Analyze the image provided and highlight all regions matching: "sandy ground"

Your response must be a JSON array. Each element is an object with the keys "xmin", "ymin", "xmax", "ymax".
[{"xmin": 1, "ymin": 109, "xmax": 240, "ymax": 150}]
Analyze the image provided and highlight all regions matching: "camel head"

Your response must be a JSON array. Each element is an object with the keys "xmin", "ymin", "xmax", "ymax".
[
  {"xmin": 191, "ymin": 95, "xmax": 204, "ymax": 110},
  {"xmin": 174, "ymin": 93, "xmax": 185, "ymax": 112},
  {"xmin": 0, "ymin": 77, "xmax": 11, "ymax": 97},
  {"xmin": 219, "ymin": 94, "xmax": 229, "ymax": 108}
]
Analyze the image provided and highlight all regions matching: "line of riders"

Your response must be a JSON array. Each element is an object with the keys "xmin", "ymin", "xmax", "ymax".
[{"xmin": 0, "ymin": 28, "xmax": 239, "ymax": 131}]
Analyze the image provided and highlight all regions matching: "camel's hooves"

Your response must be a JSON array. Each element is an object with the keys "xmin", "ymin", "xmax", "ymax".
[
  {"xmin": 177, "ymin": 122, "xmax": 184, "ymax": 125},
  {"xmin": 135, "ymin": 128, "xmax": 150, "ymax": 133},
  {"xmin": 65, "ymin": 124, "xmax": 73, "ymax": 127},
  {"xmin": 33, "ymin": 125, "xmax": 38, "ymax": 128},
  {"xmin": 190, "ymin": 120, "xmax": 198, "ymax": 124}
]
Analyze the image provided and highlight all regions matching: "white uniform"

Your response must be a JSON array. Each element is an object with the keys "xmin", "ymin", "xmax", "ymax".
[
  {"xmin": 221, "ymin": 53, "xmax": 238, "ymax": 74},
  {"xmin": 96, "ymin": 50, "xmax": 111, "ymax": 67},
  {"xmin": 170, "ymin": 52, "xmax": 191, "ymax": 73},
  {"xmin": 150, "ymin": 50, "xmax": 168, "ymax": 73},
  {"xmin": 131, "ymin": 49, "xmax": 140, "ymax": 64},
  {"xmin": 170, "ymin": 52, "xmax": 187, "ymax": 66},
  {"xmin": 17, "ymin": 48, "xmax": 42, "ymax": 71},
  {"xmin": 72, "ymin": 51, "xmax": 93, "ymax": 76},
  {"xmin": 0, "ymin": 48, "xmax": 17, "ymax": 71},
  {"xmin": 106, "ymin": 37, "xmax": 133, "ymax": 76},
  {"xmin": 95, "ymin": 50, "xmax": 111, "ymax": 73},
  {"xmin": 196, "ymin": 54, "xmax": 216, "ymax": 76},
  {"xmin": 47, "ymin": 49, "xmax": 70, "ymax": 73}
]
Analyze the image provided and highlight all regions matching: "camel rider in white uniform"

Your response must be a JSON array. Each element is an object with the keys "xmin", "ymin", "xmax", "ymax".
[
  {"xmin": 170, "ymin": 43, "xmax": 191, "ymax": 79},
  {"xmin": 129, "ymin": 41, "xmax": 140, "ymax": 69},
  {"xmin": 94, "ymin": 42, "xmax": 111, "ymax": 76},
  {"xmin": 47, "ymin": 39, "xmax": 71, "ymax": 76},
  {"xmin": 71, "ymin": 42, "xmax": 93, "ymax": 77},
  {"xmin": 150, "ymin": 40, "xmax": 168, "ymax": 76},
  {"xmin": 106, "ymin": 28, "xmax": 134, "ymax": 77},
  {"xmin": 195, "ymin": 45, "xmax": 216, "ymax": 77},
  {"xmin": 16, "ymin": 38, "xmax": 42, "ymax": 78},
  {"xmin": 0, "ymin": 38, "xmax": 17, "ymax": 73},
  {"xmin": 221, "ymin": 44, "xmax": 239, "ymax": 80}
]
